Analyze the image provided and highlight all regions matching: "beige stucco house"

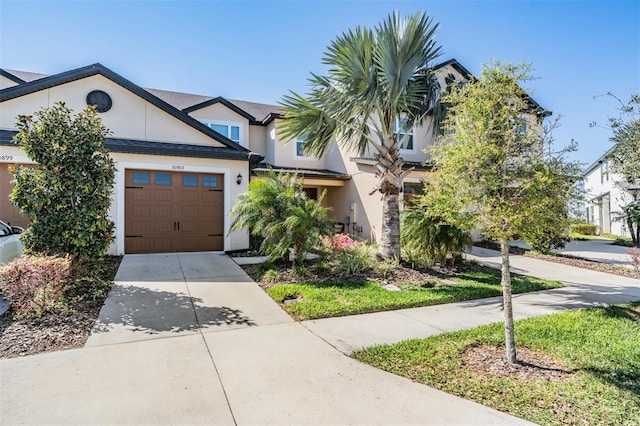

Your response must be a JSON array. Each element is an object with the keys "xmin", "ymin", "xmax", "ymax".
[{"xmin": 0, "ymin": 60, "xmax": 549, "ymax": 255}]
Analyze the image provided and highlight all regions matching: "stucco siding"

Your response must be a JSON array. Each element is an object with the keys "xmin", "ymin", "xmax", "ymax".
[{"xmin": 2, "ymin": 75, "xmax": 222, "ymax": 147}]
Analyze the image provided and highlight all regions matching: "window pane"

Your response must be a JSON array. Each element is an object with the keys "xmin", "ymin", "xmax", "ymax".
[
  {"xmin": 296, "ymin": 140, "xmax": 305, "ymax": 156},
  {"xmin": 230, "ymin": 126, "xmax": 240, "ymax": 141},
  {"xmin": 210, "ymin": 124, "xmax": 228, "ymax": 137},
  {"xmin": 182, "ymin": 174, "xmax": 198, "ymax": 187},
  {"xmin": 202, "ymin": 175, "xmax": 218, "ymax": 187},
  {"xmin": 133, "ymin": 171, "xmax": 150, "ymax": 185},
  {"xmin": 155, "ymin": 173, "xmax": 171, "ymax": 186},
  {"xmin": 399, "ymin": 134, "xmax": 413, "ymax": 150}
]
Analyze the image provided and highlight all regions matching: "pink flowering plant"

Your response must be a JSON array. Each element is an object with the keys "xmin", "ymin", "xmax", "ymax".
[
  {"xmin": 627, "ymin": 247, "xmax": 640, "ymax": 272},
  {"xmin": 323, "ymin": 233, "xmax": 363, "ymax": 252},
  {"xmin": 0, "ymin": 255, "xmax": 72, "ymax": 319}
]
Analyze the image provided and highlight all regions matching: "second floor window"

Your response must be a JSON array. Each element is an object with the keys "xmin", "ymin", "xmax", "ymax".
[
  {"xmin": 296, "ymin": 134, "xmax": 313, "ymax": 158},
  {"xmin": 394, "ymin": 117, "xmax": 414, "ymax": 151},
  {"xmin": 600, "ymin": 161, "xmax": 609, "ymax": 183},
  {"xmin": 209, "ymin": 123, "xmax": 240, "ymax": 143}
]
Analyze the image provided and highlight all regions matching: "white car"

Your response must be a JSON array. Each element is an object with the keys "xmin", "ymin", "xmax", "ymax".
[{"xmin": 0, "ymin": 220, "xmax": 24, "ymax": 265}]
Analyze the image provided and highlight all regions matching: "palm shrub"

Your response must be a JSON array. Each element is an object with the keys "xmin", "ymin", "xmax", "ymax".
[
  {"xmin": 230, "ymin": 170, "xmax": 333, "ymax": 267},
  {"xmin": 401, "ymin": 208, "xmax": 472, "ymax": 267}
]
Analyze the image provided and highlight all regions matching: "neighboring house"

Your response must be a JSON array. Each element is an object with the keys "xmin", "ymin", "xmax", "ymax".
[
  {"xmin": 583, "ymin": 146, "xmax": 640, "ymax": 237},
  {"xmin": 0, "ymin": 60, "xmax": 549, "ymax": 255}
]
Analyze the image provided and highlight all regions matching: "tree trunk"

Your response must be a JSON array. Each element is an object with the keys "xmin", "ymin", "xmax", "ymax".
[
  {"xmin": 500, "ymin": 239, "xmax": 517, "ymax": 365},
  {"xmin": 627, "ymin": 216, "xmax": 638, "ymax": 244},
  {"xmin": 379, "ymin": 192, "xmax": 401, "ymax": 259}
]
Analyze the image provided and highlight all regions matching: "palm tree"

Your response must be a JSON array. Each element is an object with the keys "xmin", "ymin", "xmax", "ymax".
[
  {"xmin": 278, "ymin": 11, "xmax": 443, "ymax": 259},
  {"xmin": 230, "ymin": 170, "xmax": 333, "ymax": 267}
]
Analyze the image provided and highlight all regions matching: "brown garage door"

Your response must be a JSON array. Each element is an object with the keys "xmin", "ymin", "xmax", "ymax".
[
  {"xmin": 125, "ymin": 169, "xmax": 224, "ymax": 254},
  {"xmin": 0, "ymin": 163, "xmax": 32, "ymax": 228}
]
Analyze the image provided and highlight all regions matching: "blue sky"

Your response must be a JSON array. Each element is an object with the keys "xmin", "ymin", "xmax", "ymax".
[{"xmin": 1, "ymin": 0, "xmax": 638, "ymax": 167}]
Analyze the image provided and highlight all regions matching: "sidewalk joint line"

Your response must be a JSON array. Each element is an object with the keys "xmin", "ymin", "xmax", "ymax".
[{"xmin": 177, "ymin": 254, "xmax": 238, "ymax": 426}]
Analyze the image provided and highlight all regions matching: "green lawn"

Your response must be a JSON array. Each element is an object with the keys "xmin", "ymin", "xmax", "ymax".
[
  {"xmin": 353, "ymin": 303, "xmax": 640, "ymax": 425},
  {"xmin": 570, "ymin": 232, "xmax": 607, "ymax": 241},
  {"xmin": 266, "ymin": 271, "xmax": 562, "ymax": 320}
]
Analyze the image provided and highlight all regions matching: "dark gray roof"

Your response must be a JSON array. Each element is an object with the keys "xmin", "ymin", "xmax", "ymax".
[
  {"xmin": 143, "ymin": 90, "xmax": 280, "ymax": 123},
  {"xmin": 0, "ymin": 63, "xmax": 251, "ymax": 154},
  {"xmin": 351, "ymin": 157, "xmax": 434, "ymax": 172},
  {"xmin": 1, "ymin": 67, "xmax": 280, "ymax": 124},
  {"xmin": 253, "ymin": 163, "xmax": 351, "ymax": 180},
  {"xmin": 227, "ymin": 99, "xmax": 280, "ymax": 123},
  {"xmin": 144, "ymin": 88, "xmax": 214, "ymax": 111},
  {"xmin": 2, "ymin": 69, "xmax": 49, "ymax": 83},
  {"xmin": 0, "ymin": 129, "xmax": 261, "ymax": 162}
]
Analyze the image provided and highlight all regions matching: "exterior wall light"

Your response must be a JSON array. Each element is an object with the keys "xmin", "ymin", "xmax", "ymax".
[{"xmin": 236, "ymin": 173, "xmax": 243, "ymax": 185}]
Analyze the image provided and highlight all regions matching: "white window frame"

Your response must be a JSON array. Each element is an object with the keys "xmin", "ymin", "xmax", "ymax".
[
  {"xmin": 394, "ymin": 116, "xmax": 415, "ymax": 153},
  {"xmin": 202, "ymin": 120, "xmax": 243, "ymax": 145},
  {"xmin": 293, "ymin": 134, "xmax": 316, "ymax": 160},
  {"xmin": 515, "ymin": 117, "xmax": 528, "ymax": 135}
]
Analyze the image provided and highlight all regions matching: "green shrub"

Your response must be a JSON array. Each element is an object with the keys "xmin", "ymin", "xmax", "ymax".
[
  {"xmin": 11, "ymin": 103, "xmax": 116, "ymax": 260},
  {"xmin": 401, "ymin": 209, "xmax": 472, "ymax": 266},
  {"xmin": 0, "ymin": 255, "xmax": 72, "ymax": 318},
  {"xmin": 262, "ymin": 269, "xmax": 283, "ymax": 284},
  {"xmin": 525, "ymin": 231, "xmax": 570, "ymax": 254},
  {"xmin": 333, "ymin": 245, "xmax": 375, "ymax": 278},
  {"xmin": 570, "ymin": 222, "xmax": 597, "ymax": 235}
]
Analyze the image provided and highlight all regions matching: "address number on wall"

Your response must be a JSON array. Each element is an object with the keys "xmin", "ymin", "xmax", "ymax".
[
  {"xmin": 0, "ymin": 155, "xmax": 14, "ymax": 161},
  {"xmin": 172, "ymin": 165, "xmax": 185, "ymax": 170}
]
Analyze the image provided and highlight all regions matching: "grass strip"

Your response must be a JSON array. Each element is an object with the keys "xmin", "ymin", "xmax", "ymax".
[
  {"xmin": 267, "ymin": 271, "xmax": 562, "ymax": 320},
  {"xmin": 353, "ymin": 303, "xmax": 640, "ymax": 425}
]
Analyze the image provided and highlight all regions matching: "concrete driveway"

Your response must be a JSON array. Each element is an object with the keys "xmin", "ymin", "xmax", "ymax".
[
  {"xmin": 510, "ymin": 238, "xmax": 635, "ymax": 268},
  {"xmin": 0, "ymin": 252, "xmax": 527, "ymax": 425}
]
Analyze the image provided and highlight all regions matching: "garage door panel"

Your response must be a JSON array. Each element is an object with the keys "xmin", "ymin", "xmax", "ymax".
[
  {"xmin": 132, "ymin": 205, "xmax": 152, "ymax": 217},
  {"xmin": 154, "ymin": 205, "xmax": 172, "ymax": 217},
  {"xmin": 180, "ymin": 191, "xmax": 199, "ymax": 203},
  {"xmin": 128, "ymin": 220, "xmax": 152, "ymax": 234},
  {"xmin": 0, "ymin": 163, "xmax": 33, "ymax": 228},
  {"xmin": 128, "ymin": 189, "xmax": 151, "ymax": 201},
  {"xmin": 154, "ymin": 189, "xmax": 173, "ymax": 202},
  {"xmin": 125, "ymin": 170, "xmax": 224, "ymax": 254}
]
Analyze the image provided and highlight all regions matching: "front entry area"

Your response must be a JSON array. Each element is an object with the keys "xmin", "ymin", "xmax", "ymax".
[{"xmin": 124, "ymin": 169, "xmax": 224, "ymax": 254}]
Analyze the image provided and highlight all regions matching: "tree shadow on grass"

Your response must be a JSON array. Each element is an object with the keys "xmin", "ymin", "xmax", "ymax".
[
  {"xmin": 92, "ymin": 284, "xmax": 255, "ymax": 335},
  {"xmin": 601, "ymin": 302, "xmax": 640, "ymax": 322}
]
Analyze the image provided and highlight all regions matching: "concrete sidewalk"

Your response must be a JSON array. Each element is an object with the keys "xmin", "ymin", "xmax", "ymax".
[
  {"xmin": 303, "ymin": 246, "xmax": 639, "ymax": 354},
  {"xmin": 0, "ymin": 252, "xmax": 528, "ymax": 426}
]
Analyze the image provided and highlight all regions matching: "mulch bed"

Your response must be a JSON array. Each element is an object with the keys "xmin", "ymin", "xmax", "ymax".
[
  {"xmin": 474, "ymin": 240, "xmax": 640, "ymax": 280},
  {"xmin": 462, "ymin": 345, "xmax": 574, "ymax": 382},
  {"xmin": 0, "ymin": 256, "xmax": 122, "ymax": 359},
  {"xmin": 241, "ymin": 257, "xmax": 497, "ymax": 290}
]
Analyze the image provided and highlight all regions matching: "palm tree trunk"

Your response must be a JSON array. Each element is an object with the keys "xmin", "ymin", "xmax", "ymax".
[
  {"xmin": 380, "ymin": 192, "xmax": 401, "ymax": 258},
  {"xmin": 500, "ymin": 239, "xmax": 517, "ymax": 365}
]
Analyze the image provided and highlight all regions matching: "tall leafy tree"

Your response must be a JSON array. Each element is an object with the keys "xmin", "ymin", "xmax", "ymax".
[
  {"xmin": 428, "ymin": 62, "xmax": 579, "ymax": 364},
  {"xmin": 278, "ymin": 11, "xmax": 443, "ymax": 259},
  {"xmin": 11, "ymin": 102, "xmax": 116, "ymax": 260},
  {"xmin": 230, "ymin": 170, "xmax": 333, "ymax": 267}
]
